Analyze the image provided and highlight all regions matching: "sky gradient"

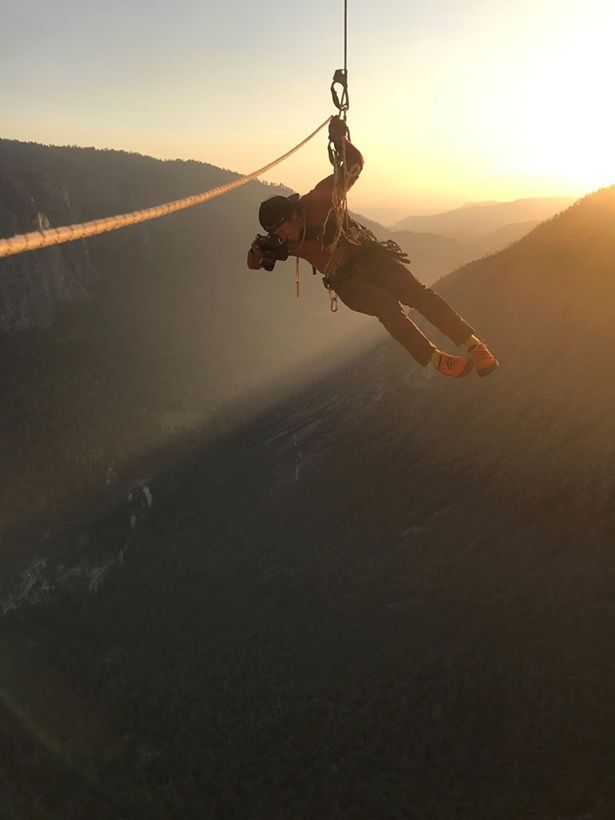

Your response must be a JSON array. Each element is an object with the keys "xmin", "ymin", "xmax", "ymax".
[{"xmin": 2, "ymin": 0, "xmax": 614, "ymax": 222}]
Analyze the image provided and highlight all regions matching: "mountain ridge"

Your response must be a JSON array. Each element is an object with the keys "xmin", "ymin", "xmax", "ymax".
[{"xmin": 393, "ymin": 195, "xmax": 576, "ymax": 237}]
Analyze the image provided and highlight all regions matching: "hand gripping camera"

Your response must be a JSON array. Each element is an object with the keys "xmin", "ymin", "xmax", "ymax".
[{"xmin": 253, "ymin": 233, "xmax": 290, "ymax": 272}]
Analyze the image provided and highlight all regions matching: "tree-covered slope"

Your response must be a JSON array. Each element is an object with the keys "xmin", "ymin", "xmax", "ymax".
[{"xmin": 1, "ymin": 182, "xmax": 614, "ymax": 818}]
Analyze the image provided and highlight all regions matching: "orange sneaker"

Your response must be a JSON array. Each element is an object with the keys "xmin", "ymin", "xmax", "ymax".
[
  {"xmin": 468, "ymin": 340, "xmax": 499, "ymax": 377},
  {"xmin": 435, "ymin": 351, "xmax": 474, "ymax": 379}
]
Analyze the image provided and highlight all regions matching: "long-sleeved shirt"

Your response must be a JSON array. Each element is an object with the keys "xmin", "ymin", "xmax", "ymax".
[{"xmin": 247, "ymin": 138, "xmax": 364, "ymax": 274}]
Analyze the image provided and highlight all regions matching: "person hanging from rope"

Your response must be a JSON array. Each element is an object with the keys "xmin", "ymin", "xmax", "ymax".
[{"xmin": 247, "ymin": 116, "xmax": 499, "ymax": 378}]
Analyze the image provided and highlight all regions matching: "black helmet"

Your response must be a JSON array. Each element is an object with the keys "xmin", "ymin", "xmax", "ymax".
[{"xmin": 258, "ymin": 194, "xmax": 299, "ymax": 232}]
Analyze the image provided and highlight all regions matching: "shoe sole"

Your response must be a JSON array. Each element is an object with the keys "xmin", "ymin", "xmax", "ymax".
[
  {"xmin": 476, "ymin": 360, "xmax": 500, "ymax": 377},
  {"xmin": 437, "ymin": 357, "xmax": 474, "ymax": 378}
]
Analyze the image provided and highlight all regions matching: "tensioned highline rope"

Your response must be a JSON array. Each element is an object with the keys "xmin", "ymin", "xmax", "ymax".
[{"xmin": 0, "ymin": 117, "xmax": 332, "ymax": 260}]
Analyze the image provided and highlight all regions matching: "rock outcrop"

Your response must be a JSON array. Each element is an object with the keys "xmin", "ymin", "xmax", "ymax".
[{"xmin": 0, "ymin": 169, "xmax": 95, "ymax": 330}]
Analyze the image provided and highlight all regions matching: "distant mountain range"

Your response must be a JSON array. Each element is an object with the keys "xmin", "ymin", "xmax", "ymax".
[
  {"xmin": 392, "ymin": 196, "xmax": 575, "ymax": 238},
  {"xmin": 352, "ymin": 200, "xmax": 575, "ymax": 285}
]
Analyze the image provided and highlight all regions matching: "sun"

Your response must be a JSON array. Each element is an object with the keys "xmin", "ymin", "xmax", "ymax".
[{"xmin": 498, "ymin": 8, "xmax": 615, "ymax": 192}]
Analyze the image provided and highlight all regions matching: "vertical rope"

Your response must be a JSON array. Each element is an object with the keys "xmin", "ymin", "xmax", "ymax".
[{"xmin": 344, "ymin": 0, "xmax": 348, "ymax": 74}]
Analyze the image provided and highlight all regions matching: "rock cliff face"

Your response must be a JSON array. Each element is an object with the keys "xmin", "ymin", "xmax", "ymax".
[
  {"xmin": 0, "ymin": 139, "xmax": 255, "ymax": 333},
  {"xmin": 0, "ymin": 169, "xmax": 95, "ymax": 330}
]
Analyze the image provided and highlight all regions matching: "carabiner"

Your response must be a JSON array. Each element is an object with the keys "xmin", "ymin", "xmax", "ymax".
[{"xmin": 330, "ymin": 68, "xmax": 349, "ymax": 116}]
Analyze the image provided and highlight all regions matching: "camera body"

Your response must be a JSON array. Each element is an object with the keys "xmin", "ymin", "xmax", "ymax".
[{"xmin": 253, "ymin": 233, "xmax": 290, "ymax": 271}]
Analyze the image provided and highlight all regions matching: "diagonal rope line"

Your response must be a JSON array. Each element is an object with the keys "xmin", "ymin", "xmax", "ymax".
[{"xmin": 0, "ymin": 117, "xmax": 332, "ymax": 260}]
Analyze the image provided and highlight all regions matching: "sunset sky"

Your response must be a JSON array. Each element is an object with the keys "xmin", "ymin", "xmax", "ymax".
[{"xmin": 3, "ymin": 0, "xmax": 614, "ymax": 222}]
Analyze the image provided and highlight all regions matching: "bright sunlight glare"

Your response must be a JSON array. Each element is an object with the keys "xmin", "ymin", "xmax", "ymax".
[{"xmin": 494, "ymin": 7, "xmax": 615, "ymax": 192}]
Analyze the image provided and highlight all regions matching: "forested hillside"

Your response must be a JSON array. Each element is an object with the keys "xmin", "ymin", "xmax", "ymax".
[{"xmin": 1, "ymin": 178, "xmax": 614, "ymax": 818}]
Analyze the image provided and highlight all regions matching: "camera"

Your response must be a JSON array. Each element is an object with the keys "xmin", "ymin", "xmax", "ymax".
[{"xmin": 253, "ymin": 233, "xmax": 289, "ymax": 271}]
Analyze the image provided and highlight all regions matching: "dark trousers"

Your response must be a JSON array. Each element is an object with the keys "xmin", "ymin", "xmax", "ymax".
[{"xmin": 335, "ymin": 251, "xmax": 474, "ymax": 366}]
